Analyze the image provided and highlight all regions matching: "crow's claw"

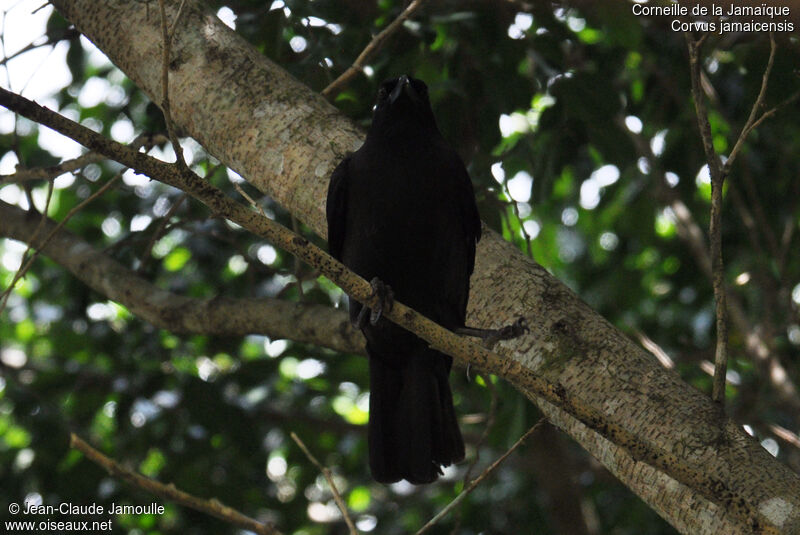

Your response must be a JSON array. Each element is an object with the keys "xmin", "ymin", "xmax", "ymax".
[
  {"xmin": 368, "ymin": 277, "xmax": 394, "ymax": 325},
  {"xmin": 456, "ymin": 316, "xmax": 529, "ymax": 349},
  {"xmin": 354, "ymin": 277, "xmax": 394, "ymax": 328},
  {"xmin": 497, "ymin": 317, "xmax": 529, "ymax": 340}
]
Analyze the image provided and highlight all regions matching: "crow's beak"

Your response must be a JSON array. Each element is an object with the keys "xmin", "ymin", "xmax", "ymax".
[{"xmin": 389, "ymin": 74, "xmax": 419, "ymax": 105}]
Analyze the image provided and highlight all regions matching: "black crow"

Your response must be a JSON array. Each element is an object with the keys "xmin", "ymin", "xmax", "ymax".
[{"xmin": 326, "ymin": 75, "xmax": 480, "ymax": 484}]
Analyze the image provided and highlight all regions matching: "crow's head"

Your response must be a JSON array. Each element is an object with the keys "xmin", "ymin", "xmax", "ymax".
[{"xmin": 370, "ymin": 75, "xmax": 439, "ymax": 136}]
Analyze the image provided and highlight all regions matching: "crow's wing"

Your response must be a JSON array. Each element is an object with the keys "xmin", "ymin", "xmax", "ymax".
[
  {"xmin": 454, "ymin": 155, "xmax": 481, "ymax": 277},
  {"xmin": 326, "ymin": 156, "xmax": 351, "ymax": 260}
]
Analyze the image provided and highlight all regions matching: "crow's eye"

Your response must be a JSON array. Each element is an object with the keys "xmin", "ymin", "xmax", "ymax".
[{"xmin": 377, "ymin": 86, "xmax": 389, "ymax": 100}]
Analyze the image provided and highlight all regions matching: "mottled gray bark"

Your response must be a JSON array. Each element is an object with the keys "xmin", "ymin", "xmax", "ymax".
[
  {"xmin": 39, "ymin": 1, "xmax": 800, "ymax": 533},
  {"xmin": 0, "ymin": 200, "xmax": 364, "ymax": 354}
]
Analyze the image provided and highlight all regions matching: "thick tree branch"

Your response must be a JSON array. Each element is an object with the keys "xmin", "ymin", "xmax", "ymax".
[{"xmin": 0, "ymin": 198, "xmax": 364, "ymax": 354}]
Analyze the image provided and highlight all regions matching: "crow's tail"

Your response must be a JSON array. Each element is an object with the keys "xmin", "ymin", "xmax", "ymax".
[{"xmin": 367, "ymin": 345, "xmax": 464, "ymax": 484}]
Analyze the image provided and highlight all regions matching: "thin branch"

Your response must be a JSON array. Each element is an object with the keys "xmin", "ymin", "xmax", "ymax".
[
  {"xmin": 7, "ymin": 177, "xmax": 57, "ymax": 310},
  {"xmin": 69, "ymin": 434, "xmax": 281, "ymax": 535},
  {"xmin": 290, "ymin": 432, "xmax": 358, "ymax": 535},
  {"xmin": 685, "ymin": 33, "xmax": 728, "ymax": 405},
  {"xmin": 0, "ymin": 86, "xmax": 782, "ymax": 531},
  {"xmin": 619, "ymin": 114, "xmax": 800, "ymax": 416},
  {"xmin": 0, "ymin": 198, "xmax": 365, "ymax": 354},
  {"xmin": 498, "ymin": 178, "xmax": 534, "ymax": 259},
  {"xmin": 234, "ymin": 181, "xmax": 308, "ymax": 297},
  {"xmin": 321, "ymin": 0, "xmax": 429, "ymax": 98},
  {"xmin": 450, "ymin": 373, "xmax": 499, "ymax": 535},
  {"xmin": 233, "ymin": 181, "xmax": 265, "ymax": 216},
  {"xmin": 0, "ymin": 134, "xmax": 168, "ymax": 185},
  {"xmin": 460, "ymin": 374, "xmax": 498, "ymax": 484},
  {"xmin": 769, "ymin": 424, "xmax": 800, "ymax": 450},
  {"xmin": 1, "ymin": 151, "xmax": 105, "ymax": 184},
  {"xmin": 0, "ymin": 29, "xmax": 80, "ymax": 67},
  {"xmin": 685, "ymin": 34, "xmax": 722, "ymax": 180},
  {"xmin": 32, "ymin": 2, "xmax": 50, "ymax": 15},
  {"xmin": 686, "ymin": 32, "xmax": 789, "ymax": 406},
  {"xmin": 723, "ymin": 33, "xmax": 776, "ymax": 174},
  {"xmin": 168, "ymin": 0, "xmax": 189, "ymax": 40},
  {"xmin": 0, "ymin": 171, "xmax": 120, "ymax": 314},
  {"xmin": 416, "ymin": 419, "xmax": 546, "ymax": 535},
  {"xmin": 137, "ymin": 192, "xmax": 187, "ymax": 274},
  {"xmin": 745, "ymin": 89, "xmax": 800, "ymax": 137},
  {"xmin": 157, "ymin": 0, "xmax": 186, "ymax": 168},
  {"xmin": 631, "ymin": 327, "xmax": 675, "ymax": 370}
]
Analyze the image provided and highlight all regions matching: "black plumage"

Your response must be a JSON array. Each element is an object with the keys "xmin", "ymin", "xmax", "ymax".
[{"xmin": 326, "ymin": 75, "xmax": 481, "ymax": 484}]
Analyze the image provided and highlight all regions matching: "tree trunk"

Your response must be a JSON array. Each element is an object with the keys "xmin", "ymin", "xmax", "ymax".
[{"xmin": 43, "ymin": 1, "xmax": 800, "ymax": 533}]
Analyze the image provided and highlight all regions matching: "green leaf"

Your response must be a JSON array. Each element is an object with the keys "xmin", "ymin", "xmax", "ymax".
[
  {"xmin": 164, "ymin": 247, "xmax": 191, "ymax": 271},
  {"xmin": 348, "ymin": 486, "xmax": 371, "ymax": 512}
]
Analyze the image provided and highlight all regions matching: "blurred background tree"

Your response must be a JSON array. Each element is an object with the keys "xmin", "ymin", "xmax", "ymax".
[{"xmin": 1, "ymin": 1, "xmax": 799, "ymax": 533}]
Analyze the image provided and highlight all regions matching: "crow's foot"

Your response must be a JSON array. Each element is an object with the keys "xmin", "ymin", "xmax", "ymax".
[
  {"xmin": 355, "ymin": 277, "xmax": 394, "ymax": 328},
  {"xmin": 456, "ymin": 317, "xmax": 529, "ymax": 349}
]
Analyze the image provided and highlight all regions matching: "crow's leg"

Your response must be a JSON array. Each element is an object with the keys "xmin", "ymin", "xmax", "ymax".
[
  {"xmin": 355, "ymin": 277, "xmax": 395, "ymax": 328},
  {"xmin": 456, "ymin": 317, "xmax": 529, "ymax": 348}
]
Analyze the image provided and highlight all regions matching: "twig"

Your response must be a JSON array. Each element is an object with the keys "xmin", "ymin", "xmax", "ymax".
[
  {"xmin": 233, "ymin": 181, "xmax": 266, "ymax": 215},
  {"xmin": 686, "ymin": 32, "xmax": 787, "ymax": 405},
  {"xmin": 322, "ymin": 0, "xmax": 429, "ymax": 98},
  {"xmin": 723, "ymin": 33, "xmax": 776, "ymax": 174},
  {"xmin": 620, "ymin": 113, "xmax": 800, "ymax": 417},
  {"xmin": 0, "ymin": 172, "xmax": 120, "ymax": 314},
  {"xmin": 416, "ymin": 419, "xmax": 546, "ymax": 535},
  {"xmin": 0, "ymin": 134, "xmax": 167, "ymax": 185},
  {"xmin": 461, "ymin": 374, "xmax": 498, "ymax": 483},
  {"xmin": 450, "ymin": 373, "xmax": 499, "ymax": 535},
  {"xmin": 157, "ymin": 0, "xmax": 186, "ymax": 168},
  {"xmin": 1, "ymin": 151, "xmax": 105, "ymax": 184},
  {"xmin": 632, "ymin": 327, "xmax": 675, "ymax": 370},
  {"xmin": 0, "ymin": 29, "xmax": 80, "ymax": 67},
  {"xmin": 290, "ymin": 432, "xmax": 358, "ymax": 535},
  {"xmin": 769, "ymin": 424, "xmax": 800, "ymax": 449},
  {"xmin": 6, "ymin": 178, "xmax": 56, "ymax": 310},
  {"xmin": 168, "ymin": 0, "xmax": 189, "ymax": 40},
  {"xmin": 32, "ymin": 2, "xmax": 50, "ymax": 15},
  {"xmin": 685, "ymin": 33, "xmax": 728, "ymax": 404},
  {"xmin": 498, "ymin": 178, "xmax": 534, "ymax": 259},
  {"xmin": 0, "ymin": 199, "xmax": 366, "ymax": 354},
  {"xmin": 743, "ymin": 89, "xmax": 800, "ymax": 138},
  {"xmin": 685, "ymin": 34, "xmax": 722, "ymax": 180},
  {"xmin": 137, "ymin": 192, "xmax": 187, "ymax": 274},
  {"xmin": 69, "ymin": 433, "xmax": 280, "ymax": 535}
]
